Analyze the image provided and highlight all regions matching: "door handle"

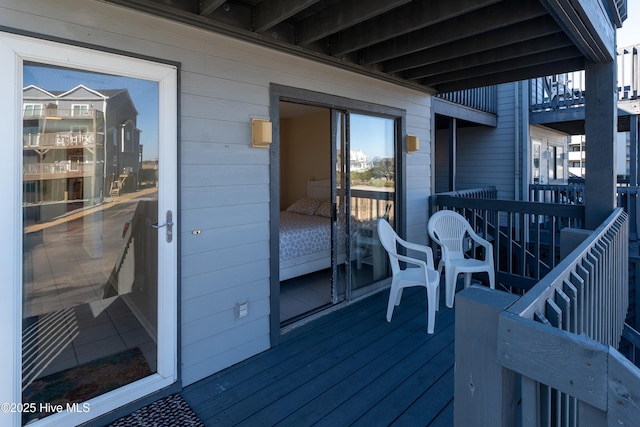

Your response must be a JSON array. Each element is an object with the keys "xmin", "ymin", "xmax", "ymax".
[{"xmin": 150, "ymin": 210, "xmax": 173, "ymax": 242}]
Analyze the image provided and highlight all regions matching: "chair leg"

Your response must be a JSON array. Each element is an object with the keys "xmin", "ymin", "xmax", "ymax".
[
  {"xmin": 395, "ymin": 288, "xmax": 403, "ymax": 306},
  {"xmin": 488, "ymin": 268, "xmax": 495, "ymax": 289},
  {"xmin": 426, "ymin": 285, "xmax": 437, "ymax": 334},
  {"xmin": 464, "ymin": 272, "xmax": 472, "ymax": 288},
  {"xmin": 386, "ymin": 285, "xmax": 399, "ymax": 322},
  {"xmin": 445, "ymin": 266, "xmax": 456, "ymax": 308}
]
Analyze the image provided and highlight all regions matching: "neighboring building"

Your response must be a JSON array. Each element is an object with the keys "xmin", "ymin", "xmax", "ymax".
[
  {"xmin": 569, "ymin": 131, "xmax": 634, "ymax": 180},
  {"xmin": 568, "ymin": 134, "xmax": 587, "ymax": 178},
  {"xmin": 435, "ymin": 45, "xmax": 640, "ymax": 201},
  {"xmin": 434, "ymin": 82, "xmax": 571, "ymax": 200},
  {"xmin": 22, "ymin": 84, "xmax": 142, "ymax": 222},
  {"xmin": 0, "ymin": 1, "xmax": 625, "ymax": 426}
]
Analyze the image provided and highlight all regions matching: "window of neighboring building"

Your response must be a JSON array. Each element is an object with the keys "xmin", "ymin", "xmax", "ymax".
[
  {"xmin": 72, "ymin": 103, "xmax": 90, "ymax": 116},
  {"xmin": 23, "ymin": 103, "xmax": 42, "ymax": 117},
  {"xmin": 555, "ymin": 146, "xmax": 565, "ymax": 180}
]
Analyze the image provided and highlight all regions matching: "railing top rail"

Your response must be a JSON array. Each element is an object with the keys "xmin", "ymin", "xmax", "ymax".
[
  {"xmin": 434, "ymin": 186, "xmax": 496, "ymax": 198},
  {"xmin": 433, "ymin": 194, "xmax": 585, "ymax": 217},
  {"xmin": 506, "ymin": 207, "xmax": 627, "ymax": 318}
]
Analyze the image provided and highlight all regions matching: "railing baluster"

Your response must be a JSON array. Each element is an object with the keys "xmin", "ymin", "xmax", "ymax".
[
  {"xmin": 431, "ymin": 187, "xmax": 586, "ymax": 293},
  {"xmin": 492, "ymin": 209, "xmax": 630, "ymax": 425},
  {"xmin": 581, "ymin": 259, "xmax": 595, "ymax": 338},
  {"xmin": 570, "ymin": 270, "xmax": 585, "ymax": 335}
]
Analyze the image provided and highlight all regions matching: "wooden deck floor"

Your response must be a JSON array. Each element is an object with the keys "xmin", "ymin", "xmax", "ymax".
[{"xmin": 181, "ymin": 287, "xmax": 455, "ymax": 426}]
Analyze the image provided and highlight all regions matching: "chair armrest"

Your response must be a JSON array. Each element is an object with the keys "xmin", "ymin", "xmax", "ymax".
[
  {"xmin": 394, "ymin": 253, "xmax": 429, "ymax": 273},
  {"xmin": 468, "ymin": 231, "xmax": 494, "ymax": 262},
  {"xmin": 396, "ymin": 238, "xmax": 436, "ymax": 270}
]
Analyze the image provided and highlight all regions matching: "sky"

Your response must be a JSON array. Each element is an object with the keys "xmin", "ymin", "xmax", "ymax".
[
  {"xmin": 349, "ymin": 113, "xmax": 395, "ymax": 159},
  {"xmin": 618, "ymin": 2, "xmax": 640, "ymax": 47},
  {"xmin": 23, "ymin": 64, "xmax": 159, "ymax": 161}
]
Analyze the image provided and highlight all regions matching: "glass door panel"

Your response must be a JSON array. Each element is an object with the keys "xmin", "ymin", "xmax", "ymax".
[
  {"xmin": 332, "ymin": 110, "xmax": 348, "ymax": 303},
  {"xmin": 21, "ymin": 63, "xmax": 160, "ymax": 424},
  {"xmin": 349, "ymin": 113, "xmax": 395, "ymax": 291}
]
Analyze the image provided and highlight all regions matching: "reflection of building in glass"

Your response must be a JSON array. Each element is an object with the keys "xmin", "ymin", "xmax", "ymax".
[
  {"xmin": 350, "ymin": 148, "xmax": 371, "ymax": 172},
  {"xmin": 22, "ymin": 84, "xmax": 142, "ymax": 212}
]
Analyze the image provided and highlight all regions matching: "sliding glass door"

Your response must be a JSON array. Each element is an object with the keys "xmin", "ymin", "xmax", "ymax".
[
  {"xmin": 273, "ymin": 86, "xmax": 402, "ymax": 332},
  {"xmin": 348, "ymin": 113, "xmax": 395, "ymax": 293},
  {"xmin": 331, "ymin": 110, "xmax": 348, "ymax": 303},
  {"xmin": 1, "ymin": 32, "xmax": 177, "ymax": 426},
  {"xmin": 331, "ymin": 110, "xmax": 396, "ymax": 299}
]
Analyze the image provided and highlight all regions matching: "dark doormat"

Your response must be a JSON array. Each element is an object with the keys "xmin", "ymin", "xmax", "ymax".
[
  {"xmin": 109, "ymin": 394, "xmax": 205, "ymax": 427},
  {"xmin": 22, "ymin": 347, "xmax": 151, "ymax": 424}
]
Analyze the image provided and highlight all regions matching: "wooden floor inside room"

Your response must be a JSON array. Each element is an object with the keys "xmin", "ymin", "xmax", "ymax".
[{"xmin": 181, "ymin": 287, "xmax": 455, "ymax": 426}]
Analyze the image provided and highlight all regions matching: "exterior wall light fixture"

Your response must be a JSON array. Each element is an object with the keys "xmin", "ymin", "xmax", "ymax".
[
  {"xmin": 251, "ymin": 118, "xmax": 272, "ymax": 148},
  {"xmin": 406, "ymin": 135, "xmax": 419, "ymax": 153}
]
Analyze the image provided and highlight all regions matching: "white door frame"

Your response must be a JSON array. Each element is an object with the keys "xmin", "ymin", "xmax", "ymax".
[{"xmin": 0, "ymin": 32, "xmax": 178, "ymax": 427}]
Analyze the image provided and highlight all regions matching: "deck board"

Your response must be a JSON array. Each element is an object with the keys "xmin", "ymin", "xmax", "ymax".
[{"xmin": 182, "ymin": 286, "xmax": 455, "ymax": 426}]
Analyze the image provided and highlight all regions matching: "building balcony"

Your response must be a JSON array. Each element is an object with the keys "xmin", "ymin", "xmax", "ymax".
[
  {"xmin": 23, "ymin": 131, "xmax": 104, "ymax": 148},
  {"xmin": 435, "ymin": 86, "xmax": 498, "ymax": 115},
  {"xmin": 23, "ymin": 161, "xmax": 97, "ymax": 180},
  {"xmin": 177, "ymin": 192, "xmax": 636, "ymax": 426},
  {"xmin": 529, "ymin": 43, "xmax": 640, "ymax": 134},
  {"xmin": 182, "ymin": 283, "xmax": 456, "ymax": 425},
  {"xmin": 23, "ymin": 108, "xmax": 104, "ymax": 120}
]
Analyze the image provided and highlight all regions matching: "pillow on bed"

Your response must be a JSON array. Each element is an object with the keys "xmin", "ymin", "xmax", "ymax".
[
  {"xmin": 315, "ymin": 200, "xmax": 332, "ymax": 217},
  {"xmin": 286, "ymin": 198, "xmax": 321, "ymax": 215}
]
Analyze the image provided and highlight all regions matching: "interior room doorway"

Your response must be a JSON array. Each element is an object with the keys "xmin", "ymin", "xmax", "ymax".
[{"xmin": 277, "ymin": 99, "xmax": 398, "ymax": 326}]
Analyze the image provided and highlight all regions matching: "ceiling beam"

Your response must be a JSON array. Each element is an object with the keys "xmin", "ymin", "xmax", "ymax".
[
  {"xmin": 403, "ymin": 34, "xmax": 574, "ymax": 80},
  {"xmin": 434, "ymin": 57, "xmax": 585, "ymax": 93},
  {"xmin": 360, "ymin": 0, "xmax": 548, "ymax": 65},
  {"xmin": 419, "ymin": 46, "xmax": 583, "ymax": 87},
  {"xmin": 200, "ymin": 0, "xmax": 226, "ymax": 16},
  {"xmin": 540, "ymin": 0, "xmax": 615, "ymax": 62},
  {"xmin": 330, "ymin": 0, "xmax": 501, "ymax": 57},
  {"xmin": 296, "ymin": 0, "xmax": 412, "ymax": 46},
  {"xmin": 383, "ymin": 15, "xmax": 561, "ymax": 73},
  {"xmin": 253, "ymin": 0, "xmax": 320, "ymax": 33}
]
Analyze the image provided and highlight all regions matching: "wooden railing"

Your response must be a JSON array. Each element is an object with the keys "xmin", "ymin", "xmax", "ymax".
[
  {"xmin": 530, "ymin": 183, "xmax": 640, "ymax": 240},
  {"xmin": 435, "ymin": 85, "xmax": 498, "ymax": 114},
  {"xmin": 455, "ymin": 208, "xmax": 636, "ymax": 426},
  {"xmin": 22, "ymin": 108, "xmax": 103, "ymax": 119},
  {"xmin": 348, "ymin": 188, "xmax": 394, "ymax": 224},
  {"xmin": 530, "ymin": 72, "xmax": 585, "ymax": 111},
  {"xmin": 23, "ymin": 131, "xmax": 103, "ymax": 147},
  {"xmin": 618, "ymin": 44, "xmax": 639, "ymax": 101},
  {"xmin": 431, "ymin": 187, "xmax": 585, "ymax": 292},
  {"xmin": 530, "ymin": 43, "xmax": 640, "ymax": 112},
  {"xmin": 23, "ymin": 162, "xmax": 96, "ymax": 179}
]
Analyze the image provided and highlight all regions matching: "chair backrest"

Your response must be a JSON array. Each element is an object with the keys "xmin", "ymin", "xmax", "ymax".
[
  {"xmin": 428, "ymin": 210, "xmax": 472, "ymax": 259},
  {"xmin": 377, "ymin": 218, "xmax": 401, "ymax": 276}
]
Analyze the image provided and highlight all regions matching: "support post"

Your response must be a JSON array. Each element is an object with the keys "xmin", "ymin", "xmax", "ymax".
[
  {"xmin": 630, "ymin": 115, "xmax": 639, "ymax": 239},
  {"xmin": 630, "ymin": 115, "xmax": 638, "ymax": 187},
  {"xmin": 584, "ymin": 60, "xmax": 617, "ymax": 229},
  {"xmin": 454, "ymin": 286, "xmax": 519, "ymax": 427},
  {"xmin": 449, "ymin": 117, "xmax": 457, "ymax": 191}
]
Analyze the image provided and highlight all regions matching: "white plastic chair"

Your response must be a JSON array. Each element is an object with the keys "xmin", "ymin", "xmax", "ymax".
[
  {"xmin": 428, "ymin": 210, "xmax": 495, "ymax": 308},
  {"xmin": 377, "ymin": 219, "xmax": 440, "ymax": 334}
]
